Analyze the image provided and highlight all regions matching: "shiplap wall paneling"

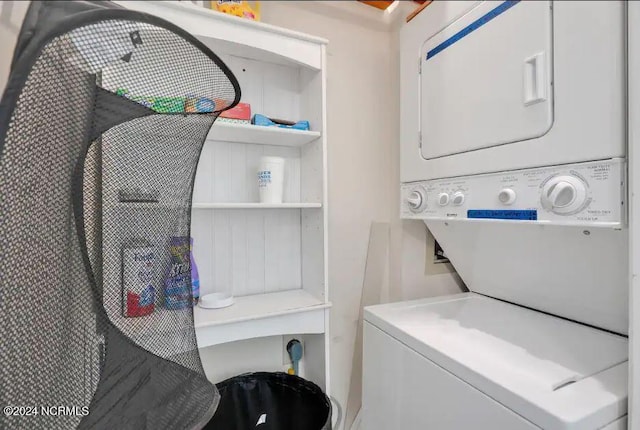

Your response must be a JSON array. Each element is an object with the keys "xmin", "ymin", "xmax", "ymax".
[
  {"xmin": 191, "ymin": 208, "xmax": 302, "ymax": 298},
  {"xmin": 301, "ymin": 208, "xmax": 325, "ymax": 301},
  {"xmin": 224, "ymin": 55, "xmax": 301, "ymax": 123},
  {"xmin": 193, "ymin": 140, "xmax": 302, "ymax": 204}
]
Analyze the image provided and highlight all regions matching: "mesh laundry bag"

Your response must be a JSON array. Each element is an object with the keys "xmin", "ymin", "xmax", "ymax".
[{"xmin": 0, "ymin": 2, "xmax": 240, "ymax": 429}]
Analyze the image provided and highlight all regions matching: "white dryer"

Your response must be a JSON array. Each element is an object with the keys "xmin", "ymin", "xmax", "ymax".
[{"xmin": 400, "ymin": 0, "xmax": 625, "ymax": 181}]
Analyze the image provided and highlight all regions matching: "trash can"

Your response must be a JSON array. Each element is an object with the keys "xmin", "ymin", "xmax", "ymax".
[{"xmin": 204, "ymin": 372, "xmax": 331, "ymax": 430}]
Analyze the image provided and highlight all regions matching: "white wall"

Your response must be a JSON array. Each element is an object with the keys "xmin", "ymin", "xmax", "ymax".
[
  {"xmin": 262, "ymin": 2, "xmax": 390, "ymax": 426},
  {"xmin": 628, "ymin": 2, "xmax": 640, "ymax": 428},
  {"xmin": 0, "ymin": 2, "xmax": 30, "ymax": 96},
  {"xmin": 200, "ymin": 335, "xmax": 289, "ymax": 382},
  {"xmin": 261, "ymin": 3, "xmax": 464, "ymax": 429},
  {"xmin": 261, "ymin": 3, "xmax": 394, "ymax": 428}
]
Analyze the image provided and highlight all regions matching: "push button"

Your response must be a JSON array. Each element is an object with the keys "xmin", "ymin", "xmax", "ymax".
[
  {"xmin": 438, "ymin": 193, "xmax": 450, "ymax": 206},
  {"xmin": 452, "ymin": 192, "xmax": 465, "ymax": 206},
  {"xmin": 498, "ymin": 188, "xmax": 517, "ymax": 205}
]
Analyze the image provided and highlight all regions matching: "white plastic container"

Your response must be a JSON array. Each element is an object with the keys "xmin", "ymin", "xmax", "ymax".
[
  {"xmin": 199, "ymin": 292, "xmax": 235, "ymax": 309},
  {"xmin": 257, "ymin": 156, "xmax": 285, "ymax": 203}
]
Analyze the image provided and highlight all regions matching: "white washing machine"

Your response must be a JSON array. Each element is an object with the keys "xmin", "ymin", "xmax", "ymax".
[
  {"xmin": 363, "ymin": 1, "xmax": 630, "ymax": 428},
  {"xmin": 363, "ymin": 293, "xmax": 628, "ymax": 430},
  {"xmin": 363, "ymin": 159, "xmax": 629, "ymax": 429}
]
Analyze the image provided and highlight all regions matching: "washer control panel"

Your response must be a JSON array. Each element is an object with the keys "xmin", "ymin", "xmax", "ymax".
[{"xmin": 401, "ymin": 159, "xmax": 625, "ymax": 227}]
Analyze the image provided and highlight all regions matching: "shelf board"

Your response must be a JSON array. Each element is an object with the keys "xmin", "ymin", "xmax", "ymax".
[
  {"xmin": 114, "ymin": 202, "xmax": 181, "ymax": 209},
  {"xmin": 115, "ymin": 1, "xmax": 326, "ymax": 70},
  {"xmin": 132, "ymin": 1, "xmax": 328, "ymax": 45},
  {"xmin": 192, "ymin": 202, "xmax": 321, "ymax": 209},
  {"xmin": 195, "ymin": 289, "xmax": 331, "ymax": 348},
  {"xmin": 208, "ymin": 122, "xmax": 321, "ymax": 147},
  {"xmin": 112, "ymin": 202, "xmax": 321, "ymax": 210}
]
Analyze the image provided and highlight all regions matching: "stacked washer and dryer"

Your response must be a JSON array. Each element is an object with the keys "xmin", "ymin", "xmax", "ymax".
[{"xmin": 363, "ymin": 1, "xmax": 630, "ymax": 429}]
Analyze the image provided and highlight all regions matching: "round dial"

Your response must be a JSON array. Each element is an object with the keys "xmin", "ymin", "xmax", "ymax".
[
  {"xmin": 438, "ymin": 192, "xmax": 450, "ymax": 206},
  {"xmin": 498, "ymin": 188, "xmax": 517, "ymax": 205},
  {"xmin": 407, "ymin": 188, "xmax": 427, "ymax": 212},
  {"xmin": 541, "ymin": 175, "xmax": 588, "ymax": 215},
  {"xmin": 451, "ymin": 192, "xmax": 465, "ymax": 206}
]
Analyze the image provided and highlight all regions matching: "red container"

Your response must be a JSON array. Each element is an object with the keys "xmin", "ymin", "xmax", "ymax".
[{"xmin": 220, "ymin": 102, "xmax": 251, "ymax": 120}]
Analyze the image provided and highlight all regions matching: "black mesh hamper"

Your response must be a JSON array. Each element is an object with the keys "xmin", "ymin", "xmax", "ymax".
[{"xmin": 0, "ymin": 1, "xmax": 240, "ymax": 429}]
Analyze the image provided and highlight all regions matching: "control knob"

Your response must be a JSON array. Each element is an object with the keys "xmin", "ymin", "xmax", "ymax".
[
  {"xmin": 407, "ymin": 188, "xmax": 427, "ymax": 212},
  {"xmin": 540, "ymin": 175, "xmax": 588, "ymax": 215}
]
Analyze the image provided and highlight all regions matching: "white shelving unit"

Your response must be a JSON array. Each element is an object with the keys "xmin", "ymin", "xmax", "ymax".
[
  {"xmin": 117, "ymin": 1, "xmax": 330, "ymax": 393},
  {"xmin": 194, "ymin": 290, "xmax": 330, "ymax": 346}
]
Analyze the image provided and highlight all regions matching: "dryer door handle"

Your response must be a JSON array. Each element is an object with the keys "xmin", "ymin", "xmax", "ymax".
[{"xmin": 523, "ymin": 52, "xmax": 547, "ymax": 106}]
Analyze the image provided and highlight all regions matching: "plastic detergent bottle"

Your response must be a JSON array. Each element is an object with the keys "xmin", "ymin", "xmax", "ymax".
[
  {"xmin": 190, "ymin": 237, "xmax": 200, "ymax": 306},
  {"xmin": 164, "ymin": 236, "xmax": 192, "ymax": 310}
]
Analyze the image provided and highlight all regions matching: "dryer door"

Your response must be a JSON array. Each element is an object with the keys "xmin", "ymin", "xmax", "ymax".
[{"xmin": 420, "ymin": 1, "xmax": 553, "ymax": 160}]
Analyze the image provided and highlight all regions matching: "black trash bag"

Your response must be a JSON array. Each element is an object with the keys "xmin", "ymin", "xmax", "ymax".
[{"xmin": 205, "ymin": 372, "xmax": 331, "ymax": 430}]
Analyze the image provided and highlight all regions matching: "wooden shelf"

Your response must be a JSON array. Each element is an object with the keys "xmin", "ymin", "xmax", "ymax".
[
  {"xmin": 195, "ymin": 290, "xmax": 330, "ymax": 348},
  {"xmin": 208, "ymin": 122, "xmax": 321, "ymax": 147},
  {"xmin": 192, "ymin": 202, "xmax": 321, "ymax": 209}
]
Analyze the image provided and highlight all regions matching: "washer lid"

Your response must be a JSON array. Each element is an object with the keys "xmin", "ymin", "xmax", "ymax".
[{"xmin": 364, "ymin": 293, "xmax": 628, "ymax": 430}]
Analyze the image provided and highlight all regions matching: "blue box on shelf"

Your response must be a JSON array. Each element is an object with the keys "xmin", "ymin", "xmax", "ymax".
[{"xmin": 252, "ymin": 114, "xmax": 310, "ymax": 131}]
